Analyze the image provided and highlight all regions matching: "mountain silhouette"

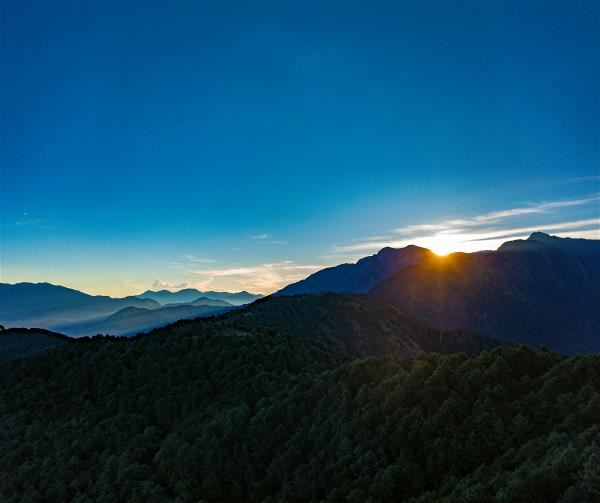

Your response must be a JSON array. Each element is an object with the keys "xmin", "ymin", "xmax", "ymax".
[
  {"xmin": 0, "ymin": 282, "xmax": 160, "ymax": 332},
  {"xmin": 370, "ymin": 233, "xmax": 600, "ymax": 353},
  {"xmin": 161, "ymin": 297, "xmax": 233, "ymax": 308},
  {"xmin": 277, "ymin": 245, "xmax": 434, "ymax": 296},
  {"xmin": 70, "ymin": 304, "xmax": 234, "ymax": 337}
]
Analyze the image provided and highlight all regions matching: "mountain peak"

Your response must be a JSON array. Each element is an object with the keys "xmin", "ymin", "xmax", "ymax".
[
  {"xmin": 376, "ymin": 244, "xmax": 430, "ymax": 255},
  {"xmin": 528, "ymin": 231, "xmax": 552, "ymax": 241},
  {"xmin": 376, "ymin": 246, "xmax": 396, "ymax": 255},
  {"xmin": 277, "ymin": 244, "xmax": 433, "ymax": 296}
]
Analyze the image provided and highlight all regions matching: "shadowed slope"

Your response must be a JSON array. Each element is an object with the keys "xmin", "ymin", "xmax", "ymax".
[
  {"xmin": 371, "ymin": 235, "xmax": 600, "ymax": 353},
  {"xmin": 277, "ymin": 245, "xmax": 434, "ymax": 296},
  {"xmin": 195, "ymin": 293, "xmax": 501, "ymax": 358},
  {"xmin": 0, "ymin": 328, "xmax": 71, "ymax": 363}
]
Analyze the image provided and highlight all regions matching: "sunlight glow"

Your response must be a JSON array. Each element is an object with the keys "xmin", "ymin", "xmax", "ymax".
[
  {"xmin": 411, "ymin": 233, "xmax": 509, "ymax": 256},
  {"xmin": 413, "ymin": 234, "xmax": 470, "ymax": 256}
]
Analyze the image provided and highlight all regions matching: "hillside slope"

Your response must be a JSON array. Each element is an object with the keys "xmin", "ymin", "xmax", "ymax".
[
  {"xmin": 220, "ymin": 293, "xmax": 499, "ymax": 358},
  {"xmin": 0, "ymin": 328, "xmax": 71, "ymax": 363}
]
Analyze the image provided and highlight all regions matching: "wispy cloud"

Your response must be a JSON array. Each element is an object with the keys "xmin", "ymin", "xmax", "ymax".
[
  {"xmin": 337, "ymin": 195, "xmax": 599, "ymax": 256},
  {"xmin": 181, "ymin": 254, "xmax": 215, "ymax": 264},
  {"xmin": 564, "ymin": 175, "xmax": 600, "ymax": 184},
  {"xmin": 152, "ymin": 279, "xmax": 191, "ymax": 290},
  {"xmin": 15, "ymin": 213, "xmax": 49, "ymax": 229},
  {"xmin": 250, "ymin": 233, "xmax": 288, "ymax": 245},
  {"xmin": 393, "ymin": 195, "xmax": 598, "ymax": 236},
  {"xmin": 185, "ymin": 261, "xmax": 324, "ymax": 294}
]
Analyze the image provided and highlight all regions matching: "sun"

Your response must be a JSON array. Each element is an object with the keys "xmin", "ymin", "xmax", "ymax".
[
  {"xmin": 417, "ymin": 234, "xmax": 462, "ymax": 256},
  {"xmin": 429, "ymin": 242, "xmax": 454, "ymax": 256}
]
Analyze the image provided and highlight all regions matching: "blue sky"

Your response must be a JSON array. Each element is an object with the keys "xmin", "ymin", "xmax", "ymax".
[{"xmin": 1, "ymin": 1, "xmax": 598, "ymax": 295}]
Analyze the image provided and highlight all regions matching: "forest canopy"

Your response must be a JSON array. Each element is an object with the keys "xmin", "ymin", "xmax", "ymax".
[{"xmin": 0, "ymin": 308, "xmax": 599, "ymax": 502}]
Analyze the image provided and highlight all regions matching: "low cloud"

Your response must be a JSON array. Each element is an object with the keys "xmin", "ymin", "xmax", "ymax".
[
  {"xmin": 185, "ymin": 261, "xmax": 324, "ymax": 294},
  {"xmin": 152, "ymin": 279, "xmax": 191, "ymax": 290}
]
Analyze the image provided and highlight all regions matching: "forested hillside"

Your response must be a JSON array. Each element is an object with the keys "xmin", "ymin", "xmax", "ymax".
[
  {"xmin": 1, "ymin": 316, "xmax": 598, "ymax": 502},
  {"xmin": 222, "ymin": 293, "xmax": 500, "ymax": 357},
  {"xmin": 0, "ymin": 328, "xmax": 71, "ymax": 363}
]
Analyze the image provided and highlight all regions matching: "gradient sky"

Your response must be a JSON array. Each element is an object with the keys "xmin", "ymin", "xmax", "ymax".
[{"xmin": 1, "ymin": 1, "xmax": 599, "ymax": 296}]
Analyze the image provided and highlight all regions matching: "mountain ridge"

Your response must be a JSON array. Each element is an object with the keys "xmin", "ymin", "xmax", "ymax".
[
  {"xmin": 276, "ymin": 244, "xmax": 434, "ymax": 296},
  {"xmin": 370, "ymin": 233, "xmax": 600, "ymax": 353},
  {"xmin": 148, "ymin": 292, "xmax": 502, "ymax": 359},
  {"xmin": 138, "ymin": 288, "xmax": 263, "ymax": 306},
  {"xmin": 0, "ymin": 282, "xmax": 160, "ymax": 331}
]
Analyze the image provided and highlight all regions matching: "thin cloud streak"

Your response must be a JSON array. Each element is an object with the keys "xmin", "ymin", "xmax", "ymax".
[
  {"xmin": 464, "ymin": 218, "xmax": 600, "ymax": 242},
  {"xmin": 338, "ymin": 219, "xmax": 599, "ymax": 254},
  {"xmin": 393, "ymin": 195, "xmax": 598, "ymax": 236},
  {"xmin": 337, "ymin": 195, "xmax": 599, "ymax": 256},
  {"xmin": 181, "ymin": 255, "xmax": 215, "ymax": 264},
  {"xmin": 250, "ymin": 233, "xmax": 288, "ymax": 245}
]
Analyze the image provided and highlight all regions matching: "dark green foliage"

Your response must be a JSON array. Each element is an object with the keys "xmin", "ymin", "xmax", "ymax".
[
  {"xmin": 0, "ymin": 328, "xmax": 71, "ymax": 362},
  {"xmin": 0, "ymin": 315, "xmax": 598, "ymax": 502},
  {"xmin": 204, "ymin": 293, "xmax": 501, "ymax": 358}
]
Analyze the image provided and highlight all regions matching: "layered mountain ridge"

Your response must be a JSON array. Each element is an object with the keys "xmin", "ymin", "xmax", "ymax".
[
  {"xmin": 2, "ymin": 232, "xmax": 598, "ymax": 352},
  {"xmin": 138, "ymin": 289, "xmax": 263, "ymax": 306},
  {"xmin": 0, "ymin": 283, "xmax": 258, "ymax": 337}
]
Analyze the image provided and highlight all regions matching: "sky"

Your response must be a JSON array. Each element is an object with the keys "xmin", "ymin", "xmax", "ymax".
[{"xmin": 1, "ymin": 1, "xmax": 599, "ymax": 296}]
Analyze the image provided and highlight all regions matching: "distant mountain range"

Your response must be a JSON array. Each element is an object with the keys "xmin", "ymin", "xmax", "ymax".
[
  {"xmin": 67, "ymin": 304, "xmax": 234, "ymax": 337},
  {"xmin": 0, "ymin": 283, "xmax": 258, "ymax": 337},
  {"xmin": 0, "ymin": 283, "xmax": 160, "ymax": 331},
  {"xmin": 138, "ymin": 289, "xmax": 263, "ymax": 306},
  {"xmin": 166, "ymin": 297, "xmax": 233, "ymax": 308}
]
